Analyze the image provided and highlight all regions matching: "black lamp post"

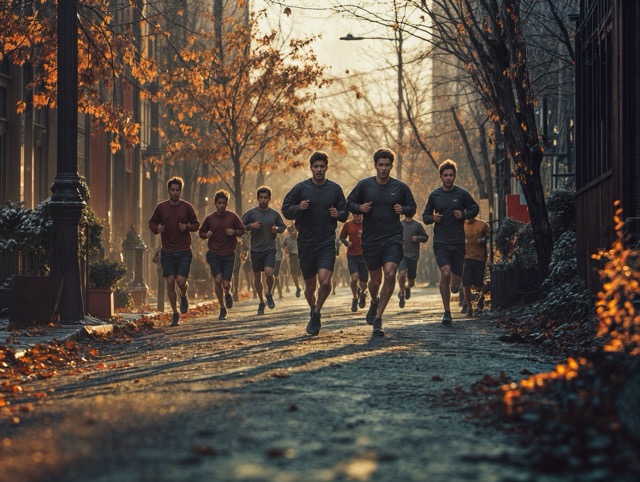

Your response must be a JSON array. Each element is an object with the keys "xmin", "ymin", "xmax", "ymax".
[
  {"xmin": 49, "ymin": 0, "xmax": 85, "ymax": 322},
  {"xmin": 340, "ymin": 32, "xmax": 405, "ymax": 180}
]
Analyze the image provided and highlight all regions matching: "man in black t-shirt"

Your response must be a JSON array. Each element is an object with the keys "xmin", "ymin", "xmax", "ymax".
[
  {"xmin": 282, "ymin": 151, "xmax": 348, "ymax": 335},
  {"xmin": 347, "ymin": 148, "xmax": 417, "ymax": 337},
  {"xmin": 422, "ymin": 159, "xmax": 479, "ymax": 325}
]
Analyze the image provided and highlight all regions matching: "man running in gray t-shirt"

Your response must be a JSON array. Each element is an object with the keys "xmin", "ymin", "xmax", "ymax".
[
  {"xmin": 422, "ymin": 159, "xmax": 479, "ymax": 325},
  {"xmin": 241, "ymin": 186, "xmax": 287, "ymax": 315},
  {"xmin": 397, "ymin": 215, "xmax": 429, "ymax": 308}
]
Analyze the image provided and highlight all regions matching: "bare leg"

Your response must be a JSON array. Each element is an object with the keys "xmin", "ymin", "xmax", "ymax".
[
  {"xmin": 368, "ymin": 268, "xmax": 382, "ymax": 304},
  {"xmin": 175, "ymin": 275, "xmax": 188, "ymax": 299},
  {"xmin": 254, "ymin": 271, "xmax": 265, "ymax": 303},
  {"xmin": 464, "ymin": 285, "xmax": 473, "ymax": 313},
  {"xmin": 264, "ymin": 267, "xmax": 275, "ymax": 296},
  {"xmin": 376, "ymin": 262, "xmax": 398, "ymax": 318},
  {"xmin": 166, "ymin": 275, "xmax": 178, "ymax": 313},
  {"xmin": 439, "ymin": 265, "xmax": 452, "ymax": 313},
  {"xmin": 349, "ymin": 272, "xmax": 359, "ymax": 300},
  {"xmin": 304, "ymin": 276, "xmax": 317, "ymax": 311},
  {"xmin": 315, "ymin": 269, "xmax": 333, "ymax": 313},
  {"xmin": 214, "ymin": 274, "xmax": 224, "ymax": 307},
  {"xmin": 397, "ymin": 269, "xmax": 407, "ymax": 296}
]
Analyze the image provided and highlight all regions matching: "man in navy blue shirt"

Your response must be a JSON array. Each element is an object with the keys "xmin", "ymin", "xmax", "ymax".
[
  {"xmin": 282, "ymin": 151, "xmax": 349, "ymax": 335},
  {"xmin": 347, "ymin": 148, "xmax": 417, "ymax": 337}
]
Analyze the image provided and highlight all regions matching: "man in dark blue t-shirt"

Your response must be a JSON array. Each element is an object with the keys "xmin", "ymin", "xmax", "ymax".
[
  {"xmin": 422, "ymin": 159, "xmax": 479, "ymax": 325},
  {"xmin": 282, "ymin": 151, "xmax": 348, "ymax": 336},
  {"xmin": 347, "ymin": 148, "xmax": 417, "ymax": 337}
]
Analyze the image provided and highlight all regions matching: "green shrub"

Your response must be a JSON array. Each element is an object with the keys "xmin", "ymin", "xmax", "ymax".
[
  {"xmin": 493, "ymin": 217, "xmax": 537, "ymax": 269},
  {"xmin": 546, "ymin": 189, "xmax": 575, "ymax": 241},
  {"xmin": 114, "ymin": 289, "xmax": 133, "ymax": 310},
  {"xmin": 89, "ymin": 258, "xmax": 127, "ymax": 289}
]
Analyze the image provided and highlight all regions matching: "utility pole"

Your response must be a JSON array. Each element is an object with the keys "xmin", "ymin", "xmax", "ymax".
[
  {"xmin": 49, "ymin": 0, "xmax": 85, "ymax": 322},
  {"xmin": 340, "ymin": 32, "xmax": 405, "ymax": 179},
  {"xmin": 396, "ymin": 29, "xmax": 404, "ymax": 180}
]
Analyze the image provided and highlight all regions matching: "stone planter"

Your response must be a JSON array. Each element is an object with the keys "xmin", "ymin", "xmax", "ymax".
[
  {"xmin": 86, "ymin": 287, "xmax": 115, "ymax": 319},
  {"xmin": 9, "ymin": 275, "xmax": 52, "ymax": 327},
  {"xmin": 0, "ymin": 287, "xmax": 10, "ymax": 314}
]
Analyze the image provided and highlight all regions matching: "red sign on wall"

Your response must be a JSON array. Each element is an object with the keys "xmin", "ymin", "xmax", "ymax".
[{"xmin": 506, "ymin": 194, "xmax": 530, "ymax": 223}]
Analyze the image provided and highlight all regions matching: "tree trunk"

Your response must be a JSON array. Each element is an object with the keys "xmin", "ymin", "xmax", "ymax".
[
  {"xmin": 234, "ymin": 157, "xmax": 243, "ymax": 216},
  {"xmin": 451, "ymin": 107, "xmax": 487, "ymax": 199},
  {"xmin": 478, "ymin": 121, "xmax": 494, "ymax": 207},
  {"xmin": 518, "ymin": 154, "xmax": 552, "ymax": 278}
]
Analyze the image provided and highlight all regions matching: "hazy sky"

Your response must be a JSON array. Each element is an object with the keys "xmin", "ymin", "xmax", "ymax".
[{"xmin": 254, "ymin": 1, "xmax": 391, "ymax": 78}]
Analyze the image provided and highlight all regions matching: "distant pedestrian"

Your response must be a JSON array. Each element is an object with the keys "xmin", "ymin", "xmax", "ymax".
[
  {"xmin": 462, "ymin": 212, "xmax": 490, "ymax": 317},
  {"xmin": 241, "ymin": 186, "xmax": 287, "ymax": 315},
  {"xmin": 397, "ymin": 214, "xmax": 429, "ymax": 308},
  {"xmin": 339, "ymin": 213, "xmax": 368, "ymax": 312},
  {"xmin": 282, "ymin": 151, "xmax": 348, "ymax": 335},
  {"xmin": 198, "ymin": 190, "xmax": 245, "ymax": 321},
  {"xmin": 347, "ymin": 148, "xmax": 417, "ymax": 337},
  {"xmin": 148, "ymin": 177, "xmax": 200, "ymax": 326},
  {"xmin": 422, "ymin": 159, "xmax": 479, "ymax": 325},
  {"xmin": 282, "ymin": 225, "xmax": 302, "ymax": 299}
]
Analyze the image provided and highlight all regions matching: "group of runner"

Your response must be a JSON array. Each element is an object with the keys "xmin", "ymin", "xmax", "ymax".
[{"xmin": 149, "ymin": 148, "xmax": 486, "ymax": 336}]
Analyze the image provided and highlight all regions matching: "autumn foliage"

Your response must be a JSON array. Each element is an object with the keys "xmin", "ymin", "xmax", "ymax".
[
  {"xmin": 155, "ymin": 9, "xmax": 343, "ymax": 213},
  {"xmin": 0, "ymin": 0, "xmax": 170, "ymax": 152},
  {"xmin": 493, "ymin": 203, "xmax": 640, "ymax": 472}
]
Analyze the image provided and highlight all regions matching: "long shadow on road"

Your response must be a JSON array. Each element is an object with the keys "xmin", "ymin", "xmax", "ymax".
[{"xmin": 0, "ymin": 286, "xmax": 564, "ymax": 482}]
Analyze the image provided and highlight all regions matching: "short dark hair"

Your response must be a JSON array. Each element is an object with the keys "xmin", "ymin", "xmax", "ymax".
[
  {"xmin": 256, "ymin": 186, "xmax": 272, "ymax": 198},
  {"xmin": 439, "ymin": 159, "xmax": 457, "ymax": 176},
  {"xmin": 214, "ymin": 189, "xmax": 230, "ymax": 203},
  {"xmin": 167, "ymin": 176, "xmax": 184, "ymax": 191},
  {"xmin": 373, "ymin": 148, "xmax": 395, "ymax": 164},
  {"xmin": 309, "ymin": 151, "xmax": 329, "ymax": 166}
]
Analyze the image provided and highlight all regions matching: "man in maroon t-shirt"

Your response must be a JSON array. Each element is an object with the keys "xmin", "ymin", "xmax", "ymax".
[
  {"xmin": 149, "ymin": 177, "xmax": 200, "ymax": 326},
  {"xmin": 339, "ymin": 213, "xmax": 369, "ymax": 312},
  {"xmin": 199, "ymin": 190, "xmax": 245, "ymax": 321}
]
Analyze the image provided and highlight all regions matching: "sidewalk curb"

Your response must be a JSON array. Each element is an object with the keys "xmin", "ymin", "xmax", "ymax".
[{"xmin": 11, "ymin": 323, "xmax": 115, "ymax": 359}]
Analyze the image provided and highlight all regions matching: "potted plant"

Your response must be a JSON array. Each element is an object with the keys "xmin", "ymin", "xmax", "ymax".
[{"xmin": 87, "ymin": 258, "xmax": 127, "ymax": 319}]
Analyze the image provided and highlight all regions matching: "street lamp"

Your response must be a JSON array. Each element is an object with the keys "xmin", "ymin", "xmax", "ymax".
[
  {"xmin": 340, "ymin": 32, "xmax": 405, "ymax": 180},
  {"xmin": 49, "ymin": 0, "xmax": 85, "ymax": 322}
]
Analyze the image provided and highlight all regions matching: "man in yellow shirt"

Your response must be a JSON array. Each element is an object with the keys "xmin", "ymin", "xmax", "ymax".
[{"xmin": 462, "ymin": 213, "xmax": 490, "ymax": 317}]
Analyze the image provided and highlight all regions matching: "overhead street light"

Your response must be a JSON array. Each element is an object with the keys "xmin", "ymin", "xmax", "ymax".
[
  {"xmin": 339, "ymin": 33, "xmax": 364, "ymax": 41},
  {"xmin": 340, "ymin": 31, "xmax": 405, "ymax": 179}
]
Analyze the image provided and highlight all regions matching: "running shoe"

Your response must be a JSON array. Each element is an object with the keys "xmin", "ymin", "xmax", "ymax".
[
  {"xmin": 442, "ymin": 311, "xmax": 453, "ymax": 325},
  {"xmin": 171, "ymin": 312, "xmax": 180, "ymax": 326},
  {"xmin": 225, "ymin": 292, "xmax": 234, "ymax": 309},
  {"xmin": 467, "ymin": 308, "xmax": 474, "ymax": 318},
  {"xmin": 351, "ymin": 298, "xmax": 358, "ymax": 312},
  {"xmin": 398, "ymin": 291, "xmax": 405, "ymax": 308},
  {"xmin": 266, "ymin": 293, "xmax": 275, "ymax": 309},
  {"xmin": 358, "ymin": 289, "xmax": 366, "ymax": 309},
  {"xmin": 295, "ymin": 287, "xmax": 301, "ymax": 298},
  {"xmin": 405, "ymin": 287, "xmax": 411, "ymax": 300},
  {"xmin": 450, "ymin": 285, "xmax": 460, "ymax": 294},
  {"xmin": 372, "ymin": 318, "xmax": 385, "ymax": 337},
  {"xmin": 218, "ymin": 307, "xmax": 228, "ymax": 321},
  {"xmin": 180, "ymin": 295, "xmax": 189, "ymax": 314},
  {"xmin": 257, "ymin": 302, "xmax": 266, "ymax": 315},
  {"xmin": 366, "ymin": 301, "xmax": 378, "ymax": 325},
  {"xmin": 306, "ymin": 311, "xmax": 321, "ymax": 335}
]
